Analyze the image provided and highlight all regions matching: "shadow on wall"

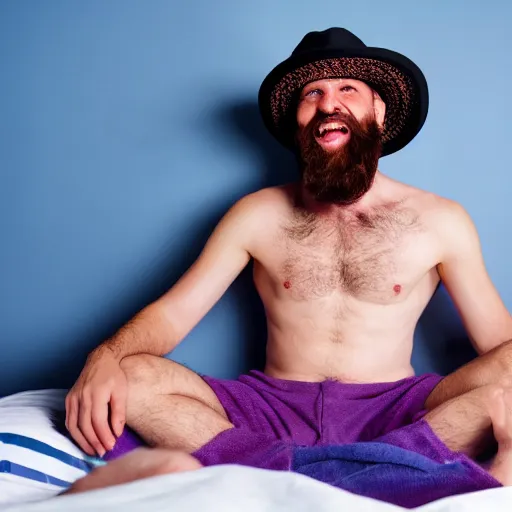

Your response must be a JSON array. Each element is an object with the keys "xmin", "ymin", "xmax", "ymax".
[
  {"xmin": 414, "ymin": 284, "xmax": 476, "ymax": 376},
  {"xmin": 58, "ymin": 98, "xmax": 296, "ymax": 387},
  {"xmin": 213, "ymin": 99, "xmax": 298, "ymax": 371},
  {"xmin": 215, "ymin": 98, "xmax": 298, "ymax": 187}
]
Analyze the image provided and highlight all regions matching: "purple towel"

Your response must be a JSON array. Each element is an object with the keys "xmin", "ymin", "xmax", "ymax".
[
  {"xmin": 104, "ymin": 421, "xmax": 500, "ymax": 508},
  {"xmin": 200, "ymin": 370, "xmax": 444, "ymax": 445},
  {"xmin": 292, "ymin": 438, "xmax": 501, "ymax": 508},
  {"xmin": 105, "ymin": 370, "xmax": 443, "ymax": 461},
  {"xmin": 101, "ymin": 370, "xmax": 501, "ymax": 506},
  {"xmin": 194, "ymin": 420, "xmax": 501, "ymax": 508}
]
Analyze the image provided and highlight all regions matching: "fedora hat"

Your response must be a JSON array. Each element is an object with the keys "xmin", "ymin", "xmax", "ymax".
[{"xmin": 258, "ymin": 28, "xmax": 429, "ymax": 157}]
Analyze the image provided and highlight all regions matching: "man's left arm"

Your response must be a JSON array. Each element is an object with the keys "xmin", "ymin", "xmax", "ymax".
[{"xmin": 437, "ymin": 201, "xmax": 512, "ymax": 355}]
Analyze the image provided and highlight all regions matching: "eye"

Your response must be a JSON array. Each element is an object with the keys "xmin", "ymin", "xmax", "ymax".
[
  {"xmin": 305, "ymin": 88, "xmax": 321, "ymax": 97},
  {"xmin": 340, "ymin": 85, "xmax": 355, "ymax": 93}
]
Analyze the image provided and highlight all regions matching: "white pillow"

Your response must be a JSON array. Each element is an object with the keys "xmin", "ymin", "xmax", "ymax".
[{"xmin": 0, "ymin": 389, "xmax": 90, "ymax": 506}]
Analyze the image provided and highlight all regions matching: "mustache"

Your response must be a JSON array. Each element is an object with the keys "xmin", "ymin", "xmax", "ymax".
[{"xmin": 310, "ymin": 111, "xmax": 357, "ymax": 132}]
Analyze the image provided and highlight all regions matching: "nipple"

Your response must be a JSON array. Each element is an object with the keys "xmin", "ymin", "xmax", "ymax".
[
  {"xmin": 393, "ymin": 284, "xmax": 402, "ymax": 295},
  {"xmin": 283, "ymin": 281, "xmax": 292, "ymax": 289}
]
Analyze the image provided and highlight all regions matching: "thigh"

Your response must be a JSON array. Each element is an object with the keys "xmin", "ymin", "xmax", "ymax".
[
  {"xmin": 425, "ymin": 343, "xmax": 512, "ymax": 411},
  {"xmin": 424, "ymin": 385, "xmax": 497, "ymax": 458},
  {"xmin": 352, "ymin": 374, "xmax": 444, "ymax": 441},
  {"xmin": 120, "ymin": 354, "xmax": 226, "ymax": 416}
]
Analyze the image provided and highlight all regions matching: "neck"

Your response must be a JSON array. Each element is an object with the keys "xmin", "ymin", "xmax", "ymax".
[{"xmin": 297, "ymin": 170, "xmax": 386, "ymax": 216}]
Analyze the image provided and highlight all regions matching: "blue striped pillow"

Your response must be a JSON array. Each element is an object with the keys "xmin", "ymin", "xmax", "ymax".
[
  {"xmin": 0, "ymin": 433, "xmax": 91, "ymax": 486},
  {"xmin": 0, "ymin": 390, "xmax": 92, "ymax": 506}
]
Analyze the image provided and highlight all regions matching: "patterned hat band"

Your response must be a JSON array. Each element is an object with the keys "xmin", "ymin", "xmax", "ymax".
[{"xmin": 270, "ymin": 57, "xmax": 416, "ymax": 148}]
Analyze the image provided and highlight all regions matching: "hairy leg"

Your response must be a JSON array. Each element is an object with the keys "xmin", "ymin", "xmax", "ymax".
[
  {"xmin": 425, "ymin": 341, "xmax": 512, "ymax": 411},
  {"xmin": 120, "ymin": 355, "xmax": 233, "ymax": 452},
  {"xmin": 424, "ymin": 385, "xmax": 498, "ymax": 458},
  {"xmin": 63, "ymin": 448, "xmax": 202, "ymax": 495},
  {"xmin": 427, "ymin": 384, "xmax": 512, "ymax": 486}
]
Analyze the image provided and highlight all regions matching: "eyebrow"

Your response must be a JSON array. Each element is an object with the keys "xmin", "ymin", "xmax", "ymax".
[
  {"xmin": 302, "ymin": 82, "xmax": 327, "ymax": 94},
  {"xmin": 303, "ymin": 78, "xmax": 354, "ymax": 92}
]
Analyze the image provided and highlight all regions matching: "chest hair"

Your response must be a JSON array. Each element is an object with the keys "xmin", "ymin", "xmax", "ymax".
[{"xmin": 279, "ymin": 203, "xmax": 421, "ymax": 300}]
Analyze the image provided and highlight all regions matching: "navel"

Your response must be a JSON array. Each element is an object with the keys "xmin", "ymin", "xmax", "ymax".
[
  {"xmin": 283, "ymin": 281, "xmax": 292, "ymax": 289},
  {"xmin": 393, "ymin": 284, "xmax": 402, "ymax": 295}
]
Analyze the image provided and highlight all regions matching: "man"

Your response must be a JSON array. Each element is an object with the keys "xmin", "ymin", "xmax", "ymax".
[{"xmin": 65, "ymin": 28, "xmax": 512, "ymax": 483}]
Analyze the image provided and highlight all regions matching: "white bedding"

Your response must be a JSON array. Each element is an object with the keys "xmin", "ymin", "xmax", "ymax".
[{"xmin": 2, "ymin": 462, "xmax": 512, "ymax": 512}]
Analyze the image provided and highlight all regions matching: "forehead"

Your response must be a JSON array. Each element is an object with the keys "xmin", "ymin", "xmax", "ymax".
[{"xmin": 301, "ymin": 77, "xmax": 372, "ymax": 92}]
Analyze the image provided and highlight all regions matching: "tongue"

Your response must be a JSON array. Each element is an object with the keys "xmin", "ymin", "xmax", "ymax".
[{"xmin": 322, "ymin": 130, "xmax": 346, "ymax": 143}]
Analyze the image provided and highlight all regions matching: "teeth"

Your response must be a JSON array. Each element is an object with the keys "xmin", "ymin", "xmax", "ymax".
[{"xmin": 318, "ymin": 122, "xmax": 348, "ymax": 137}]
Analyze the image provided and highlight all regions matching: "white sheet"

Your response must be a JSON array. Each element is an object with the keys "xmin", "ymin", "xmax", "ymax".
[
  {"xmin": 3, "ymin": 462, "xmax": 512, "ymax": 512},
  {"xmin": 0, "ymin": 389, "xmax": 89, "ymax": 505}
]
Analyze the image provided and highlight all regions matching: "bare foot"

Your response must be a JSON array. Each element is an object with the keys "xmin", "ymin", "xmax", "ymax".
[
  {"xmin": 63, "ymin": 448, "xmax": 202, "ymax": 495},
  {"xmin": 488, "ymin": 387, "xmax": 512, "ymax": 485}
]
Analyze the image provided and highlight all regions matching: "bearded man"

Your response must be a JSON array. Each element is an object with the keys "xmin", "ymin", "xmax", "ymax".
[{"xmin": 64, "ymin": 28, "xmax": 512, "ymax": 487}]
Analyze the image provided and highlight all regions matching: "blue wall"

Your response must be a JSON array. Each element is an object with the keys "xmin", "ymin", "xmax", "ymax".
[{"xmin": 1, "ymin": 1, "xmax": 511, "ymax": 396}]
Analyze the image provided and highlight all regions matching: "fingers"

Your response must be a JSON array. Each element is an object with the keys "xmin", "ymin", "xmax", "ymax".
[
  {"xmin": 78, "ymin": 391, "xmax": 108, "ymax": 457},
  {"xmin": 110, "ymin": 386, "xmax": 127, "ymax": 438},
  {"xmin": 91, "ymin": 391, "xmax": 117, "ymax": 452},
  {"xmin": 66, "ymin": 393, "xmax": 95, "ymax": 456}
]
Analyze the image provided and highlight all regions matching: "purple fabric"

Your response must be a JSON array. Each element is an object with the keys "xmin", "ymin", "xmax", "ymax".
[
  {"xmin": 100, "ymin": 370, "xmax": 502, "ymax": 506},
  {"xmin": 104, "ymin": 370, "xmax": 443, "ymax": 462},
  {"xmin": 375, "ymin": 419, "xmax": 500, "ymax": 485},
  {"xmin": 192, "ymin": 419, "xmax": 501, "ymax": 508},
  {"xmin": 291, "ymin": 437, "xmax": 501, "ymax": 508},
  {"xmin": 103, "ymin": 427, "xmax": 144, "ymax": 462},
  {"xmin": 200, "ymin": 370, "xmax": 443, "ymax": 447},
  {"xmin": 104, "ymin": 420, "xmax": 501, "ymax": 508}
]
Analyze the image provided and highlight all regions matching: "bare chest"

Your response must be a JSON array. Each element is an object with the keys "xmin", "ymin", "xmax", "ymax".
[{"xmin": 272, "ymin": 206, "xmax": 432, "ymax": 303}]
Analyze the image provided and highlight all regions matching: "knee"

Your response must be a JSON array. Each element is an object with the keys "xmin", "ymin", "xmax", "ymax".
[
  {"xmin": 492, "ymin": 340, "xmax": 512, "ymax": 387},
  {"xmin": 120, "ymin": 354, "xmax": 161, "ymax": 388},
  {"xmin": 479, "ymin": 383, "xmax": 506, "ymax": 402}
]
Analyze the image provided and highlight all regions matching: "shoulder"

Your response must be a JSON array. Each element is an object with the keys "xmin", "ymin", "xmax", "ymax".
[
  {"xmin": 391, "ymin": 179, "xmax": 471, "ymax": 227},
  {"xmin": 404, "ymin": 189, "xmax": 480, "ymax": 258},
  {"xmin": 412, "ymin": 191, "xmax": 473, "ymax": 232},
  {"xmin": 220, "ymin": 186, "xmax": 293, "ymax": 255},
  {"xmin": 387, "ymin": 178, "xmax": 479, "ymax": 251},
  {"xmin": 219, "ymin": 185, "xmax": 292, "ymax": 245},
  {"xmin": 228, "ymin": 185, "xmax": 294, "ymax": 221}
]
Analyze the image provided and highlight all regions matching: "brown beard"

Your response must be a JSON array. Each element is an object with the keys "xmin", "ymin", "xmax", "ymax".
[{"xmin": 295, "ymin": 112, "xmax": 383, "ymax": 205}]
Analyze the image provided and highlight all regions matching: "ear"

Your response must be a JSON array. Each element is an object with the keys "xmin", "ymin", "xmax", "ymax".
[{"xmin": 373, "ymin": 91, "xmax": 386, "ymax": 129}]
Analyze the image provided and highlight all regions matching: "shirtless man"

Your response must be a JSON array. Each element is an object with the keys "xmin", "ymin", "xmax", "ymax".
[{"xmin": 65, "ymin": 28, "xmax": 512, "ymax": 486}]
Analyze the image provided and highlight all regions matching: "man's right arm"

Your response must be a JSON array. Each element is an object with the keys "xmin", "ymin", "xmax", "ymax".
[{"xmin": 66, "ymin": 192, "xmax": 260, "ymax": 455}]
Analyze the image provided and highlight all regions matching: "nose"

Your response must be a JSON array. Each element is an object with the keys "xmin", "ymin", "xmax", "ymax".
[{"xmin": 317, "ymin": 90, "xmax": 341, "ymax": 115}]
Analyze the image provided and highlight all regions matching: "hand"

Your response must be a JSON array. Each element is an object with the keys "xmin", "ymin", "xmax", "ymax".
[{"xmin": 65, "ymin": 350, "xmax": 128, "ymax": 456}]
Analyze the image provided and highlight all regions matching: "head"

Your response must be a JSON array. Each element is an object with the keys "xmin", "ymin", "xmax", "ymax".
[{"xmin": 294, "ymin": 77, "xmax": 386, "ymax": 205}]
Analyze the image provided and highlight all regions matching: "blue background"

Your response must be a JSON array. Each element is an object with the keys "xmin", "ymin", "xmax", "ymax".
[{"xmin": 1, "ymin": 1, "xmax": 510, "ymax": 396}]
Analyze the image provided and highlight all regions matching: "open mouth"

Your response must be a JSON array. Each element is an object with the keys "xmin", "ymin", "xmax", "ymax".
[
  {"xmin": 315, "ymin": 122, "xmax": 350, "ymax": 139},
  {"xmin": 315, "ymin": 122, "xmax": 350, "ymax": 144}
]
